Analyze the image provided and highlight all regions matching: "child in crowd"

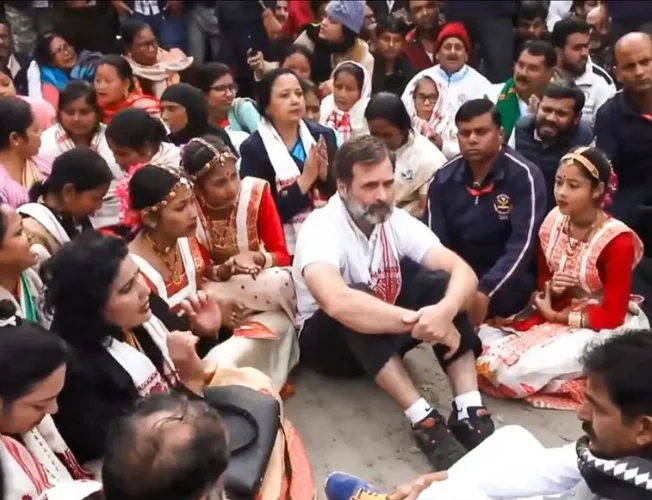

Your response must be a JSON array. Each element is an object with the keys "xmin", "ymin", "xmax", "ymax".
[{"xmin": 320, "ymin": 61, "xmax": 371, "ymax": 141}]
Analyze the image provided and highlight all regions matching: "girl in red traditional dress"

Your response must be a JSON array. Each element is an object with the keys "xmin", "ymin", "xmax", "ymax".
[
  {"xmin": 0, "ymin": 302, "xmax": 101, "ymax": 500},
  {"xmin": 181, "ymin": 135, "xmax": 299, "ymax": 388},
  {"xmin": 477, "ymin": 147, "xmax": 648, "ymax": 410}
]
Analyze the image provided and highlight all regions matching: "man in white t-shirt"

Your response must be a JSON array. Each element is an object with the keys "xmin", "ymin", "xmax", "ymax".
[{"xmin": 292, "ymin": 136, "xmax": 494, "ymax": 471}]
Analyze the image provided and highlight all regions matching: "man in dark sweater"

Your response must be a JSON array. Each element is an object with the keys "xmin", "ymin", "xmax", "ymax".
[
  {"xmin": 511, "ymin": 81, "xmax": 594, "ymax": 212},
  {"xmin": 0, "ymin": 18, "xmax": 31, "ymax": 95}
]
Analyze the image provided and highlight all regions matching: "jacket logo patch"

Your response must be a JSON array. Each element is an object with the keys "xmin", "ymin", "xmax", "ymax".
[{"xmin": 494, "ymin": 194, "xmax": 511, "ymax": 219}]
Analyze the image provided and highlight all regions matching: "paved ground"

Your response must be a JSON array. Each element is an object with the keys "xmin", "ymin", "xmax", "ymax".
[{"xmin": 285, "ymin": 345, "xmax": 581, "ymax": 497}]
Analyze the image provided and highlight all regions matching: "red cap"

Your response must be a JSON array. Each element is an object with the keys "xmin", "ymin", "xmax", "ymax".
[{"xmin": 436, "ymin": 22, "xmax": 472, "ymax": 54}]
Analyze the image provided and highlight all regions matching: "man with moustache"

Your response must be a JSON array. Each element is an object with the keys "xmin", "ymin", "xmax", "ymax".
[
  {"xmin": 427, "ymin": 98, "xmax": 546, "ymax": 325},
  {"xmin": 326, "ymin": 329, "xmax": 652, "ymax": 500},
  {"xmin": 0, "ymin": 19, "xmax": 31, "ymax": 96},
  {"xmin": 551, "ymin": 18, "xmax": 615, "ymax": 125},
  {"xmin": 595, "ymin": 32, "xmax": 652, "ymax": 230},
  {"xmin": 293, "ymin": 135, "xmax": 494, "ymax": 471},
  {"xmin": 510, "ymin": 81, "xmax": 594, "ymax": 211},
  {"xmin": 404, "ymin": 0, "xmax": 442, "ymax": 71},
  {"xmin": 493, "ymin": 40, "xmax": 557, "ymax": 139}
]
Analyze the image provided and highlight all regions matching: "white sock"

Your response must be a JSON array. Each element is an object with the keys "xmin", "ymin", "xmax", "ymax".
[
  {"xmin": 404, "ymin": 398, "xmax": 433, "ymax": 424},
  {"xmin": 454, "ymin": 391, "xmax": 483, "ymax": 420}
]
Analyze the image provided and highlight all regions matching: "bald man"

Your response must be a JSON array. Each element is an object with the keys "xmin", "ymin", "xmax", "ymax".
[{"xmin": 594, "ymin": 32, "xmax": 652, "ymax": 231}]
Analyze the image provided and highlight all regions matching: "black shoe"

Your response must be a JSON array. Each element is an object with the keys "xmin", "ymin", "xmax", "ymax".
[
  {"xmin": 412, "ymin": 408, "xmax": 467, "ymax": 471},
  {"xmin": 448, "ymin": 404, "xmax": 495, "ymax": 451}
]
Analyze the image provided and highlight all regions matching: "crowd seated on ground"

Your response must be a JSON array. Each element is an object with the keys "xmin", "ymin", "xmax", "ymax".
[{"xmin": 0, "ymin": 0, "xmax": 651, "ymax": 499}]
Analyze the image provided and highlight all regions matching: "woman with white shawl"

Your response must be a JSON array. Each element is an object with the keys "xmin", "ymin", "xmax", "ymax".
[
  {"xmin": 365, "ymin": 92, "xmax": 447, "ymax": 218},
  {"xmin": 38, "ymin": 81, "xmax": 122, "ymax": 229},
  {"xmin": 320, "ymin": 60, "xmax": 372, "ymax": 141},
  {"xmin": 0, "ymin": 303, "xmax": 102, "ymax": 500},
  {"xmin": 401, "ymin": 74, "xmax": 460, "ymax": 160},
  {"xmin": 240, "ymin": 68, "xmax": 338, "ymax": 254}
]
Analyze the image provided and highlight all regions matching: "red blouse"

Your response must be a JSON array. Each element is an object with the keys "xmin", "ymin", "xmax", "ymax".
[
  {"xmin": 257, "ymin": 184, "xmax": 291, "ymax": 267},
  {"xmin": 526, "ymin": 231, "xmax": 636, "ymax": 331}
]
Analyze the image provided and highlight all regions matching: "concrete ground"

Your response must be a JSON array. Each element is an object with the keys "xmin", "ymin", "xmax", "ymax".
[{"xmin": 285, "ymin": 345, "xmax": 581, "ymax": 497}]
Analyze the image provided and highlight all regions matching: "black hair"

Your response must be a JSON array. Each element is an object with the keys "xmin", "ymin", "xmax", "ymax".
[
  {"xmin": 129, "ymin": 165, "xmax": 180, "ymax": 211},
  {"xmin": 308, "ymin": 22, "xmax": 358, "ymax": 83},
  {"xmin": 518, "ymin": 39, "xmax": 558, "ymax": 68},
  {"xmin": 280, "ymin": 44, "xmax": 313, "ymax": 69},
  {"xmin": 120, "ymin": 19, "xmax": 152, "ymax": 52},
  {"xmin": 309, "ymin": 0, "xmax": 328, "ymax": 17},
  {"xmin": 106, "ymin": 108, "xmax": 167, "ymax": 150},
  {"xmin": 41, "ymin": 231, "xmax": 129, "ymax": 350},
  {"xmin": 256, "ymin": 68, "xmax": 301, "ymax": 121},
  {"xmin": 181, "ymin": 135, "xmax": 233, "ymax": 178},
  {"xmin": 551, "ymin": 17, "xmax": 591, "ymax": 49},
  {"xmin": 518, "ymin": 0, "xmax": 549, "ymax": 21},
  {"xmin": 0, "ymin": 65, "xmax": 12, "ymax": 78},
  {"xmin": 333, "ymin": 62, "xmax": 364, "ymax": 93},
  {"xmin": 102, "ymin": 393, "xmax": 229, "ymax": 500},
  {"xmin": 565, "ymin": 145, "xmax": 612, "ymax": 187},
  {"xmin": 195, "ymin": 62, "xmax": 233, "ymax": 94},
  {"xmin": 333, "ymin": 135, "xmax": 391, "ymax": 184},
  {"xmin": 98, "ymin": 54, "xmax": 134, "ymax": 91},
  {"xmin": 455, "ymin": 98, "xmax": 502, "ymax": 128},
  {"xmin": 300, "ymin": 78, "xmax": 319, "ymax": 98},
  {"xmin": 365, "ymin": 92, "xmax": 412, "ymax": 134},
  {"xmin": 0, "ymin": 300, "xmax": 69, "ymax": 408},
  {"xmin": 34, "ymin": 32, "xmax": 70, "ymax": 67},
  {"xmin": 376, "ymin": 14, "xmax": 410, "ymax": 37},
  {"xmin": 57, "ymin": 80, "xmax": 102, "ymax": 124},
  {"xmin": 28, "ymin": 148, "xmax": 114, "ymax": 202},
  {"xmin": 0, "ymin": 96, "xmax": 34, "ymax": 150},
  {"xmin": 582, "ymin": 330, "xmax": 652, "ymax": 420},
  {"xmin": 542, "ymin": 80, "xmax": 586, "ymax": 115}
]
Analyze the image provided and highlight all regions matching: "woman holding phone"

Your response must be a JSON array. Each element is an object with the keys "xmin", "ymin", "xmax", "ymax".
[{"xmin": 239, "ymin": 68, "xmax": 337, "ymax": 255}]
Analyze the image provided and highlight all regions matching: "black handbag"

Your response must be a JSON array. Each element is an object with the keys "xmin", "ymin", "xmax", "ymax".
[{"xmin": 203, "ymin": 385, "xmax": 281, "ymax": 500}]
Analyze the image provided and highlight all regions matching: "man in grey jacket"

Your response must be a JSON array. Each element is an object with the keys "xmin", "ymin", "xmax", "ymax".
[{"xmin": 326, "ymin": 329, "xmax": 652, "ymax": 500}]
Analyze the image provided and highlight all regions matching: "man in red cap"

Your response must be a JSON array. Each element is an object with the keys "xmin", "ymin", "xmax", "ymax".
[{"xmin": 401, "ymin": 22, "xmax": 493, "ymax": 115}]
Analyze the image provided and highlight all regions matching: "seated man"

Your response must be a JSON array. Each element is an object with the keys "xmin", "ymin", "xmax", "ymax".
[
  {"xmin": 510, "ymin": 81, "xmax": 593, "ymax": 212},
  {"xmin": 293, "ymin": 135, "xmax": 494, "ymax": 471},
  {"xmin": 427, "ymin": 98, "xmax": 547, "ymax": 323},
  {"xmin": 326, "ymin": 329, "xmax": 652, "ymax": 500},
  {"xmin": 102, "ymin": 393, "xmax": 230, "ymax": 500}
]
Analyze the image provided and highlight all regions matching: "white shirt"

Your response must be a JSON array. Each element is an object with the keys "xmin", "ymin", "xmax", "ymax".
[
  {"xmin": 134, "ymin": 0, "xmax": 161, "ymax": 16},
  {"xmin": 564, "ymin": 60, "xmax": 616, "ymax": 126},
  {"xmin": 292, "ymin": 195, "xmax": 441, "ymax": 326}
]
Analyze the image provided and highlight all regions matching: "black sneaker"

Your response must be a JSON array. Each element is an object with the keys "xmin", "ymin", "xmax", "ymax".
[
  {"xmin": 448, "ymin": 404, "xmax": 495, "ymax": 451},
  {"xmin": 412, "ymin": 408, "xmax": 467, "ymax": 471}
]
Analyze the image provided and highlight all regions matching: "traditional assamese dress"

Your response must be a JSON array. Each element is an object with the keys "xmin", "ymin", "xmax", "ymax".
[
  {"xmin": 0, "ymin": 415, "xmax": 101, "ymax": 500},
  {"xmin": 38, "ymin": 122, "xmax": 123, "ymax": 228},
  {"xmin": 477, "ymin": 207, "xmax": 649, "ymax": 410}
]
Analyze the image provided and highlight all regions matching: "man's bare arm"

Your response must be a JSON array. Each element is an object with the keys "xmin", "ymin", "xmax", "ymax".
[{"xmin": 303, "ymin": 262, "xmax": 419, "ymax": 334}]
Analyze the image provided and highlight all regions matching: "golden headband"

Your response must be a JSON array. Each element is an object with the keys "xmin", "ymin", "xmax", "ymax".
[
  {"xmin": 141, "ymin": 177, "xmax": 192, "ymax": 217},
  {"xmin": 560, "ymin": 147, "xmax": 600, "ymax": 182},
  {"xmin": 187, "ymin": 138, "xmax": 237, "ymax": 180}
]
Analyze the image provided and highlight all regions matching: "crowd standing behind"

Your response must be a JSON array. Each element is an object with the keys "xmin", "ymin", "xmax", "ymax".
[{"xmin": 0, "ymin": 1, "xmax": 651, "ymax": 500}]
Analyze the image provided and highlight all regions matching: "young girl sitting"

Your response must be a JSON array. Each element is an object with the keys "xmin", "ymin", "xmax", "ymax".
[
  {"xmin": 320, "ymin": 61, "xmax": 371, "ymax": 141},
  {"xmin": 402, "ymin": 75, "xmax": 459, "ymax": 160}
]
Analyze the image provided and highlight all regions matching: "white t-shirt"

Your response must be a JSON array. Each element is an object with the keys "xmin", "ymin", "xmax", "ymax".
[{"xmin": 292, "ymin": 195, "xmax": 441, "ymax": 327}]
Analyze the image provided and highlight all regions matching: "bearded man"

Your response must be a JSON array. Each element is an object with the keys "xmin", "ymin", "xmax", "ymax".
[{"xmin": 292, "ymin": 135, "xmax": 494, "ymax": 471}]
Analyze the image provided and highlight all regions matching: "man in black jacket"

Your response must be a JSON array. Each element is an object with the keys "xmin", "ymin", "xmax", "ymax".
[
  {"xmin": 511, "ymin": 81, "xmax": 593, "ymax": 211},
  {"xmin": 0, "ymin": 18, "xmax": 31, "ymax": 95}
]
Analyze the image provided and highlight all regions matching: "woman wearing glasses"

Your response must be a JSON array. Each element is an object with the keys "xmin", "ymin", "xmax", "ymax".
[
  {"xmin": 401, "ymin": 74, "xmax": 459, "ymax": 160},
  {"xmin": 196, "ymin": 62, "xmax": 261, "ymax": 136},
  {"xmin": 33, "ymin": 33, "xmax": 102, "ymax": 108}
]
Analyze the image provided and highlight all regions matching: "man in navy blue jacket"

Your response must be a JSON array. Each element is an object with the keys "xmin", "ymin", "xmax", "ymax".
[{"xmin": 426, "ymin": 99, "xmax": 547, "ymax": 325}]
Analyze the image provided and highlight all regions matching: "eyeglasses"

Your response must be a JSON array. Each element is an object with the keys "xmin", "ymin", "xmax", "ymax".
[
  {"xmin": 211, "ymin": 83, "xmax": 239, "ymax": 94},
  {"xmin": 52, "ymin": 42, "xmax": 73, "ymax": 57},
  {"xmin": 415, "ymin": 93, "xmax": 438, "ymax": 104}
]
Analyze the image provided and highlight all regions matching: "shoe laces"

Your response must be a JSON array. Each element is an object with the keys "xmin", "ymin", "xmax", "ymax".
[{"xmin": 351, "ymin": 489, "xmax": 387, "ymax": 500}]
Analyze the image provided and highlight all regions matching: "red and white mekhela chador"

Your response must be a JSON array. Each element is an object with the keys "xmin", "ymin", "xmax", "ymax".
[
  {"xmin": 477, "ymin": 208, "xmax": 648, "ymax": 410},
  {"xmin": 199, "ymin": 177, "xmax": 299, "ymax": 391}
]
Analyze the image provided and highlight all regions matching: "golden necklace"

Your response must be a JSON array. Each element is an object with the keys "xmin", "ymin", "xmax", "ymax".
[
  {"xmin": 564, "ymin": 216, "xmax": 597, "ymax": 258},
  {"xmin": 145, "ymin": 233, "xmax": 182, "ymax": 284}
]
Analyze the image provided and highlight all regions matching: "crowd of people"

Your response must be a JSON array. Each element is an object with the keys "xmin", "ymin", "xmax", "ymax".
[{"xmin": 0, "ymin": 0, "xmax": 651, "ymax": 499}]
